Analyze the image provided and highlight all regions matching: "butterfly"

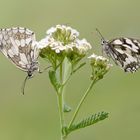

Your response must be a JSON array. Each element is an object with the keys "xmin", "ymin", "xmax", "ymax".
[
  {"xmin": 96, "ymin": 28, "xmax": 140, "ymax": 73},
  {"xmin": 0, "ymin": 27, "xmax": 39, "ymax": 94}
]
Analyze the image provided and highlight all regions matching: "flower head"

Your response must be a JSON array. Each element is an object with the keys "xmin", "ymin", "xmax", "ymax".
[
  {"xmin": 39, "ymin": 25, "xmax": 91, "ymax": 54},
  {"xmin": 88, "ymin": 53, "xmax": 112, "ymax": 80},
  {"xmin": 74, "ymin": 39, "xmax": 92, "ymax": 55},
  {"xmin": 39, "ymin": 25, "xmax": 92, "ymax": 68},
  {"xmin": 46, "ymin": 25, "xmax": 79, "ymax": 41}
]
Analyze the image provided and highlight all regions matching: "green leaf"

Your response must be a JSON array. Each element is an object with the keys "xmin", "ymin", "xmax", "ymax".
[
  {"xmin": 66, "ymin": 111, "xmax": 108, "ymax": 134},
  {"xmin": 49, "ymin": 70, "xmax": 61, "ymax": 92},
  {"xmin": 63, "ymin": 57, "xmax": 72, "ymax": 84},
  {"xmin": 63, "ymin": 103, "xmax": 72, "ymax": 113}
]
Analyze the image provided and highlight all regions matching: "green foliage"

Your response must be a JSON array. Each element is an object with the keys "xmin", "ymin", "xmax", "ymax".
[
  {"xmin": 49, "ymin": 70, "xmax": 61, "ymax": 92},
  {"xmin": 63, "ymin": 58, "xmax": 72, "ymax": 85},
  {"xmin": 63, "ymin": 103, "xmax": 72, "ymax": 113},
  {"xmin": 40, "ymin": 25, "xmax": 111, "ymax": 140},
  {"xmin": 66, "ymin": 111, "xmax": 108, "ymax": 134}
]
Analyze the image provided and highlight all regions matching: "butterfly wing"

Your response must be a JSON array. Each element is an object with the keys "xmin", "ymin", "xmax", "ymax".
[
  {"xmin": 0, "ymin": 27, "xmax": 39, "ymax": 72},
  {"xmin": 104, "ymin": 38, "xmax": 140, "ymax": 72}
]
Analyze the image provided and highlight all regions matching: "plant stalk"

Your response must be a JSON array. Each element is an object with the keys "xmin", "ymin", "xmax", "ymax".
[
  {"xmin": 57, "ymin": 63, "xmax": 66, "ymax": 140},
  {"xmin": 57, "ymin": 90, "xmax": 66, "ymax": 140},
  {"xmin": 68, "ymin": 79, "xmax": 97, "ymax": 129}
]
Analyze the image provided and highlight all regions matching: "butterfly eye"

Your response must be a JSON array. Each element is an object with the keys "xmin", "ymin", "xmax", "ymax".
[{"xmin": 101, "ymin": 39, "xmax": 106, "ymax": 45}]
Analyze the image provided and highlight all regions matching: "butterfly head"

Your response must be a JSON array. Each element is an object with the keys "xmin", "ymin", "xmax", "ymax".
[
  {"xmin": 101, "ymin": 39, "xmax": 108, "ymax": 46},
  {"xmin": 96, "ymin": 28, "xmax": 111, "ymax": 55}
]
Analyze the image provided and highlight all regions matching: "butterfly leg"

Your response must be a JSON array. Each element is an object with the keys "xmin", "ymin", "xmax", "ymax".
[
  {"xmin": 38, "ymin": 66, "xmax": 52, "ymax": 74},
  {"xmin": 21, "ymin": 75, "xmax": 30, "ymax": 95}
]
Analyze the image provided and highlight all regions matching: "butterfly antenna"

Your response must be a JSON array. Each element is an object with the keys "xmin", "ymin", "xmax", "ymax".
[
  {"xmin": 96, "ymin": 28, "xmax": 105, "ymax": 41},
  {"xmin": 21, "ymin": 75, "xmax": 29, "ymax": 95},
  {"xmin": 96, "ymin": 28, "xmax": 106, "ymax": 56}
]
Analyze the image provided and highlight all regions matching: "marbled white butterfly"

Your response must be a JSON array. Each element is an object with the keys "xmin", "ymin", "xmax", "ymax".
[
  {"xmin": 0, "ymin": 27, "xmax": 39, "ymax": 94},
  {"xmin": 96, "ymin": 29, "xmax": 140, "ymax": 73}
]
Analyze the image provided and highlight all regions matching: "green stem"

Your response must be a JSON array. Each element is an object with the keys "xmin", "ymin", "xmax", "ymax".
[
  {"xmin": 57, "ymin": 90, "xmax": 66, "ymax": 140},
  {"xmin": 68, "ymin": 79, "xmax": 97, "ymax": 129},
  {"xmin": 57, "ymin": 63, "xmax": 66, "ymax": 140}
]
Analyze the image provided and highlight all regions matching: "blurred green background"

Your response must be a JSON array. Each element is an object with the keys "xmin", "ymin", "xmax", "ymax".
[{"xmin": 0, "ymin": 0, "xmax": 140, "ymax": 140}]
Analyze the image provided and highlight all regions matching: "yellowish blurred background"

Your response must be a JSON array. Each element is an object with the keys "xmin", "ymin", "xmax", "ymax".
[{"xmin": 0, "ymin": 0, "xmax": 140, "ymax": 139}]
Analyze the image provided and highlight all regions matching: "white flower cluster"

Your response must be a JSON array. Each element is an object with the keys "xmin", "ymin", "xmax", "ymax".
[
  {"xmin": 88, "ymin": 53, "xmax": 112, "ymax": 79},
  {"xmin": 38, "ymin": 25, "xmax": 92, "ymax": 55},
  {"xmin": 46, "ymin": 25, "xmax": 79, "ymax": 39},
  {"xmin": 88, "ymin": 53, "xmax": 112, "ymax": 69},
  {"xmin": 88, "ymin": 53, "xmax": 108, "ymax": 62}
]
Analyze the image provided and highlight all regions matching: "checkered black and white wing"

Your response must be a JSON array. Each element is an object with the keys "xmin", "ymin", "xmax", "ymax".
[
  {"xmin": 102, "ymin": 37, "xmax": 140, "ymax": 72},
  {"xmin": 0, "ymin": 27, "xmax": 39, "ymax": 73}
]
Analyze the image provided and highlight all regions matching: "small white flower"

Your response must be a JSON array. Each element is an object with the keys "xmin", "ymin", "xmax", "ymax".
[
  {"xmin": 38, "ymin": 38, "xmax": 49, "ymax": 49},
  {"xmin": 67, "ymin": 26, "xmax": 79, "ymax": 38},
  {"xmin": 88, "ymin": 53, "xmax": 113, "ymax": 69},
  {"xmin": 50, "ymin": 41, "xmax": 66, "ymax": 53},
  {"xmin": 88, "ymin": 53, "xmax": 112, "ymax": 79},
  {"xmin": 75, "ymin": 39, "xmax": 92, "ymax": 55},
  {"xmin": 46, "ymin": 25, "xmax": 79, "ymax": 39},
  {"xmin": 56, "ymin": 24, "xmax": 64, "ymax": 30},
  {"xmin": 46, "ymin": 27, "xmax": 57, "ymax": 35},
  {"xmin": 88, "ymin": 53, "xmax": 109, "ymax": 61}
]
